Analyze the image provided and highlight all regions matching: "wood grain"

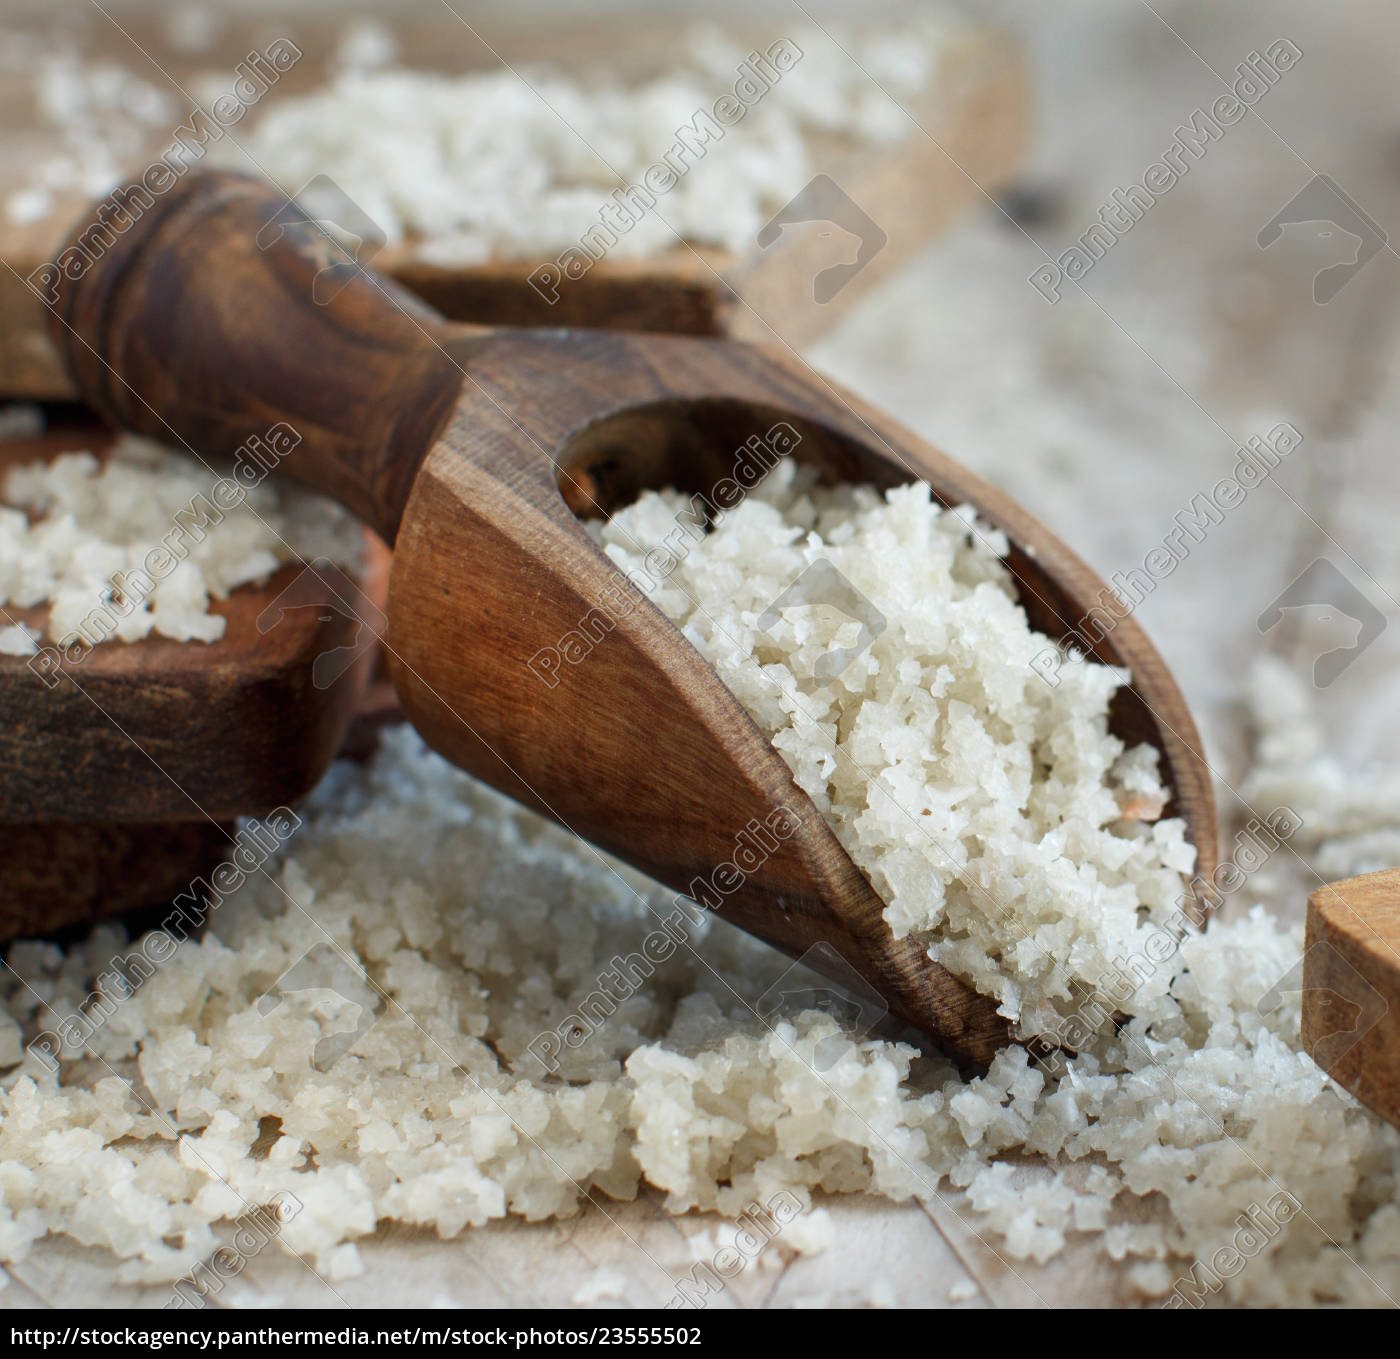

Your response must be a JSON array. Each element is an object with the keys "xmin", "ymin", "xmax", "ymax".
[
  {"xmin": 49, "ymin": 175, "xmax": 467, "ymax": 539},
  {"xmin": 0, "ymin": 427, "xmax": 390, "ymax": 821},
  {"xmin": 0, "ymin": 424, "xmax": 391, "ymax": 940},
  {"xmin": 0, "ymin": 819, "xmax": 231, "ymax": 941},
  {"xmin": 1304, "ymin": 869, "xmax": 1400, "ymax": 1132},
  {"xmin": 47, "ymin": 169, "xmax": 1217, "ymax": 1069}
]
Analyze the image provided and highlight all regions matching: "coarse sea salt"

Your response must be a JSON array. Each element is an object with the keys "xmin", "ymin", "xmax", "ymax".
[
  {"xmin": 599, "ymin": 462, "xmax": 1197, "ymax": 1042},
  {"xmin": 7, "ymin": 14, "xmax": 956, "ymax": 235},
  {"xmin": 0, "ymin": 622, "xmax": 37, "ymax": 656},
  {"xmin": 0, "ymin": 435, "xmax": 362, "ymax": 651},
  {"xmin": 209, "ymin": 18, "xmax": 954, "ymax": 263},
  {"xmin": 3, "ymin": 462, "xmax": 1400, "ymax": 1305},
  {"xmin": 1, "ymin": 720, "xmax": 1397, "ymax": 1304},
  {"xmin": 1, "ymin": 41, "xmax": 176, "ymax": 219}
]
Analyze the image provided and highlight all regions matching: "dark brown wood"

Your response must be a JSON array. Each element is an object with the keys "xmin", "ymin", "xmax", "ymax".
[
  {"xmin": 47, "ymin": 177, "xmax": 469, "ymax": 542},
  {"xmin": 0, "ymin": 820, "xmax": 230, "ymax": 941},
  {"xmin": 0, "ymin": 425, "xmax": 392, "ymax": 822},
  {"xmin": 48, "ymin": 169, "xmax": 1218, "ymax": 1070},
  {"xmin": 0, "ymin": 425, "xmax": 393, "ymax": 942},
  {"xmin": 1304, "ymin": 870, "xmax": 1400, "ymax": 1132}
]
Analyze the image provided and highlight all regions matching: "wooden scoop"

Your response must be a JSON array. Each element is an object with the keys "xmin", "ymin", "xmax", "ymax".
[{"xmin": 46, "ymin": 170, "xmax": 1217, "ymax": 1068}]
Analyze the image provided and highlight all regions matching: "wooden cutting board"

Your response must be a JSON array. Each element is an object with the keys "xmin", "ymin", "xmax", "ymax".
[{"xmin": 0, "ymin": 12, "xmax": 1026, "ymax": 398}]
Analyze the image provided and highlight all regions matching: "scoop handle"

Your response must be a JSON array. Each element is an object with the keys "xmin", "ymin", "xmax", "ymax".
[{"xmin": 44, "ymin": 169, "xmax": 470, "ymax": 541}]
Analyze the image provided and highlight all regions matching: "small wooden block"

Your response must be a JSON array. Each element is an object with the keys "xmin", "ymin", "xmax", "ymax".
[
  {"xmin": 0, "ymin": 424, "xmax": 391, "ymax": 823},
  {"xmin": 1304, "ymin": 868, "xmax": 1400, "ymax": 1130},
  {"xmin": 0, "ymin": 423, "xmax": 393, "ymax": 941}
]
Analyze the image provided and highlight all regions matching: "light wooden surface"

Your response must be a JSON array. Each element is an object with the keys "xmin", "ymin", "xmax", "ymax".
[
  {"xmin": 0, "ymin": 12, "xmax": 1026, "ymax": 399},
  {"xmin": 0, "ymin": 1184, "xmax": 1166, "ymax": 1312},
  {"xmin": 6, "ymin": 0, "xmax": 1400, "ymax": 1310}
]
